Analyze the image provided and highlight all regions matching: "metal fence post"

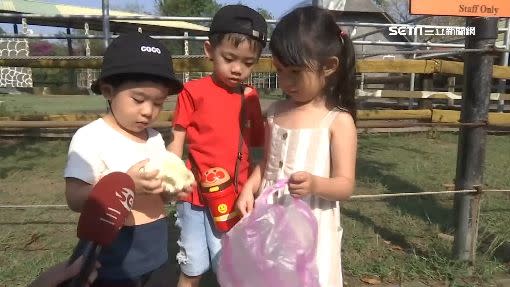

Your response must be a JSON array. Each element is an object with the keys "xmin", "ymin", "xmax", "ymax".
[{"xmin": 101, "ymin": 0, "xmax": 110, "ymax": 48}]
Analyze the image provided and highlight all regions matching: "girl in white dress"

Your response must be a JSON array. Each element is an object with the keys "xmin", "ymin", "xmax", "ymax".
[{"xmin": 236, "ymin": 6, "xmax": 357, "ymax": 287}]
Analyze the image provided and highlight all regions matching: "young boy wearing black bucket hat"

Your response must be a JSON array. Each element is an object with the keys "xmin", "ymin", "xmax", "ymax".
[
  {"xmin": 167, "ymin": 5, "xmax": 267, "ymax": 287},
  {"xmin": 64, "ymin": 32, "xmax": 187, "ymax": 286}
]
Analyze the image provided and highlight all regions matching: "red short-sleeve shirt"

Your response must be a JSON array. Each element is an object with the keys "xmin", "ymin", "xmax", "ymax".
[{"xmin": 173, "ymin": 76, "xmax": 265, "ymax": 206}]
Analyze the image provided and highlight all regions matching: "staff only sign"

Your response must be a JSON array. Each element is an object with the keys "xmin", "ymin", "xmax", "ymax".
[{"xmin": 409, "ymin": 0, "xmax": 510, "ymax": 17}]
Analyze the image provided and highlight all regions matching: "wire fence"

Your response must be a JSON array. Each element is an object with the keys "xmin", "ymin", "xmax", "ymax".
[{"xmin": 1, "ymin": 188, "xmax": 510, "ymax": 209}]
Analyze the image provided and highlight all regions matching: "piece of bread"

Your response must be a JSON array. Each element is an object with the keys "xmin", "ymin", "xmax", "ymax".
[{"xmin": 142, "ymin": 151, "xmax": 195, "ymax": 193}]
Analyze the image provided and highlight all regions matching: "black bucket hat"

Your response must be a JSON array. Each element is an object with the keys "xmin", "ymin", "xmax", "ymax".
[{"xmin": 91, "ymin": 32, "xmax": 183, "ymax": 94}]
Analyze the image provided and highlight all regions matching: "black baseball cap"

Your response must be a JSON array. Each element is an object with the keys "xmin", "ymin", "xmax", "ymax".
[
  {"xmin": 209, "ymin": 5, "xmax": 268, "ymax": 47},
  {"xmin": 91, "ymin": 32, "xmax": 183, "ymax": 95}
]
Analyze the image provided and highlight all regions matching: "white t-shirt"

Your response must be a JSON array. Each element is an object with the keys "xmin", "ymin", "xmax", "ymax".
[{"xmin": 64, "ymin": 118, "xmax": 167, "ymax": 184}]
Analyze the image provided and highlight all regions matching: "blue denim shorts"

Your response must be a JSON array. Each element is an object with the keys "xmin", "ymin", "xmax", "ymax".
[{"xmin": 175, "ymin": 202, "xmax": 222, "ymax": 276}]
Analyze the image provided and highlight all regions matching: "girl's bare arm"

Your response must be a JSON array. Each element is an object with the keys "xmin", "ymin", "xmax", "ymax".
[{"xmin": 312, "ymin": 112, "xmax": 357, "ymax": 201}]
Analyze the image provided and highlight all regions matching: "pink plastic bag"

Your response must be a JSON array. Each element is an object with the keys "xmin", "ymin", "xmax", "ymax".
[{"xmin": 217, "ymin": 179, "xmax": 320, "ymax": 287}]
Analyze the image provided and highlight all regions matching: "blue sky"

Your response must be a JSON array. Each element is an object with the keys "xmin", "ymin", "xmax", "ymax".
[
  {"xmin": 28, "ymin": 0, "xmax": 297, "ymax": 17},
  {"xmin": 1, "ymin": 0, "xmax": 301, "ymax": 35},
  {"xmin": 216, "ymin": 0, "xmax": 299, "ymax": 17}
]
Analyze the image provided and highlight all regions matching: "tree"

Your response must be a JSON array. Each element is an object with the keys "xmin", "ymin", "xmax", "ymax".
[
  {"xmin": 155, "ymin": 0, "xmax": 221, "ymax": 17},
  {"xmin": 374, "ymin": 0, "xmax": 416, "ymax": 23},
  {"xmin": 154, "ymin": 0, "xmax": 221, "ymax": 55},
  {"xmin": 255, "ymin": 7, "xmax": 275, "ymax": 44},
  {"xmin": 30, "ymin": 40, "xmax": 56, "ymax": 56},
  {"xmin": 28, "ymin": 40, "xmax": 72, "ymax": 88},
  {"xmin": 256, "ymin": 7, "xmax": 273, "ymax": 20}
]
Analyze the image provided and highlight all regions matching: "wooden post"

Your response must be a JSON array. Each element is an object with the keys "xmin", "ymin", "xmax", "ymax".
[
  {"xmin": 419, "ymin": 76, "xmax": 434, "ymax": 109},
  {"xmin": 447, "ymin": 77, "xmax": 455, "ymax": 107},
  {"xmin": 469, "ymin": 186, "xmax": 482, "ymax": 264},
  {"xmin": 452, "ymin": 17, "xmax": 498, "ymax": 263},
  {"xmin": 409, "ymin": 34, "xmax": 418, "ymax": 109}
]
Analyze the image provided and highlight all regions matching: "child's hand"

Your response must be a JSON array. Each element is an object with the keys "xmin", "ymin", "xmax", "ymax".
[
  {"xmin": 176, "ymin": 182, "xmax": 195, "ymax": 199},
  {"xmin": 29, "ymin": 255, "xmax": 100, "ymax": 287},
  {"xmin": 143, "ymin": 151, "xmax": 195, "ymax": 194},
  {"xmin": 160, "ymin": 182, "xmax": 195, "ymax": 202},
  {"xmin": 288, "ymin": 171, "xmax": 315, "ymax": 198},
  {"xmin": 127, "ymin": 159, "xmax": 164, "ymax": 195},
  {"xmin": 236, "ymin": 187, "xmax": 255, "ymax": 217}
]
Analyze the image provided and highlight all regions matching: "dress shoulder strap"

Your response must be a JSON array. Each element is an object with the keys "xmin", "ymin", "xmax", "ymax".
[
  {"xmin": 320, "ymin": 106, "xmax": 350, "ymax": 128},
  {"xmin": 265, "ymin": 102, "xmax": 279, "ymax": 124}
]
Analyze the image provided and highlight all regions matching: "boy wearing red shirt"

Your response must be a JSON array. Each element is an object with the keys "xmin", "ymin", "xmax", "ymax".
[{"xmin": 167, "ymin": 5, "xmax": 267, "ymax": 287}]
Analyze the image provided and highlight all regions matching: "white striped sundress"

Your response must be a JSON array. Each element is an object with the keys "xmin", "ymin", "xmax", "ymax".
[{"xmin": 259, "ymin": 104, "xmax": 345, "ymax": 287}]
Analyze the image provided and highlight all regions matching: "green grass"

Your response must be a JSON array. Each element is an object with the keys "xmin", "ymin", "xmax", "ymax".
[
  {"xmin": 0, "ymin": 94, "xmax": 107, "ymax": 116},
  {"xmin": 258, "ymin": 88, "xmax": 285, "ymax": 99},
  {"xmin": 0, "ymin": 91, "xmax": 282, "ymax": 118},
  {"xmin": 0, "ymin": 94, "xmax": 179, "ymax": 117},
  {"xmin": 1, "ymin": 133, "xmax": 510, "ymax": 286},
  {"xmin": 343, "ymin": 132, "xmax": 510, "ymax": 285}
]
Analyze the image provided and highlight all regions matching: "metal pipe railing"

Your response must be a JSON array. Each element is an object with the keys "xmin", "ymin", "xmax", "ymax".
[
  {"xmin": 2, "ymin": 33, "xmax": 495, "ymax": 49},
  {"xmin": 1, "ymin": 13, "xmax": 509, "ymax": 31},
  {"xmin": 0, "ymin": 13, "xmax": 277, "ymax": 24}
]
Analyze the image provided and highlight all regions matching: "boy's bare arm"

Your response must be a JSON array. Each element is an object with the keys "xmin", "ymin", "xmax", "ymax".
[
  {"xmin": 245, "ymin": 163, "xmax": 263, "ymax": 195},
  {"xmin": 167, "ymin": 126, "xmax": 186, "ymax": 158},
  {"xmin": 65, "ymin": 178, "xmax": 92, "ymax": 212}
]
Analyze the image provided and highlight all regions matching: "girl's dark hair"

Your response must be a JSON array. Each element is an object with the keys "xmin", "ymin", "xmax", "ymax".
[{"xmin": 269, "ymin": 6, "xmax": 356, "ymax": 120}]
